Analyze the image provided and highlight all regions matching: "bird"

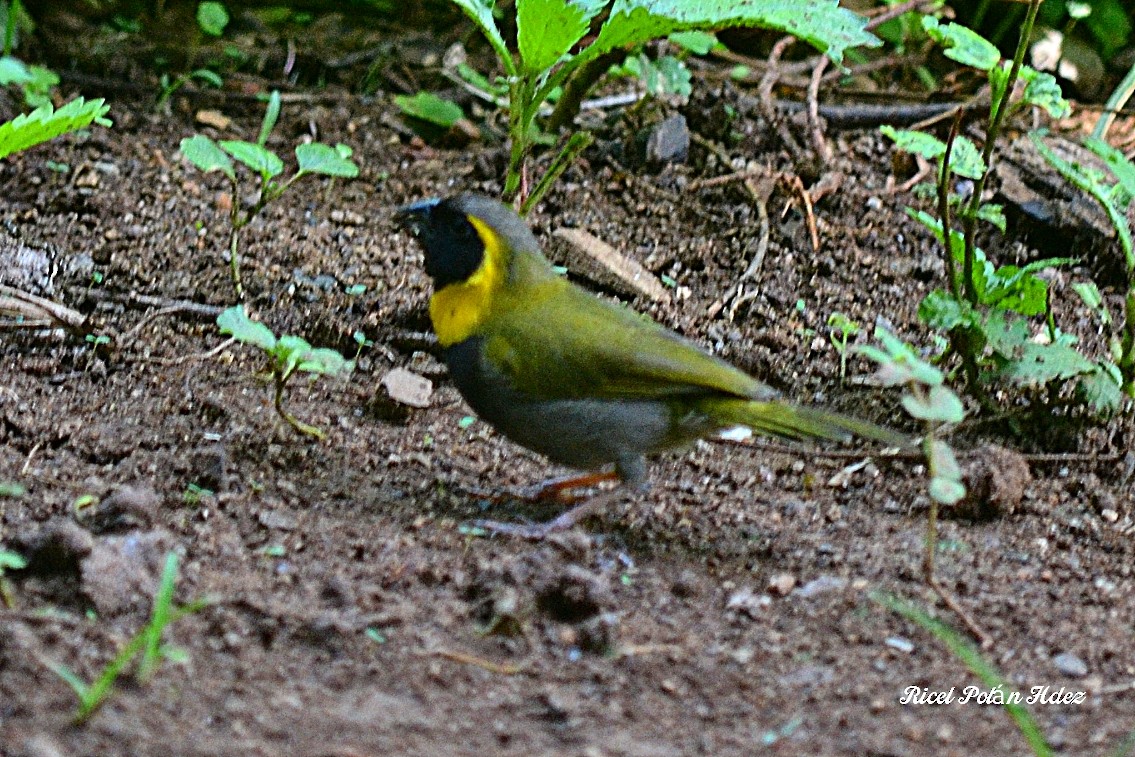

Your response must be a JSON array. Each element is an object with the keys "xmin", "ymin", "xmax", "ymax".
[{"xmin": 396, "ymin": 193, "xmax": 903, "ymax": 538}]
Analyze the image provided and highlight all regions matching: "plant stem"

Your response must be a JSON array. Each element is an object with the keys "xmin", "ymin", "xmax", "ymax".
[
  {"xmin": 2, "ymin": 0, "xmax": 19, "ymax": 55},
  {"xmin": 960, "ymin": 0, "xmax": 1042, "ymax": 306},
  {"xmin": 546, "ymin": 49, "xmax": 627, "ymax": 133},
  {"xmin": 228, "ymin": 176, "xmax": 245, "ymax": 300},
  {"xmin": 519, "ymin": 131, "xmax": 594, "ymax": 216},
  {"xmin": 1121, "ymin": 287, "xmax": 1135, "ymax": 395},
  {"xmin": 938, "ymin": 111, "xmax": 963, "ymax": 300},
  {"xmin": 274, "ymin": 374, "xmax": 325, "ymax": 439},
  {"xmin": 504, "ymin": 76, "xmax": 534, "ymax": 201}
]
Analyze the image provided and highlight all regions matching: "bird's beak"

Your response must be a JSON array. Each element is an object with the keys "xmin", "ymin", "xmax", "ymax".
[{"xmin": 394, "ymin": 197, "xmax": 440, "ymax": 233}]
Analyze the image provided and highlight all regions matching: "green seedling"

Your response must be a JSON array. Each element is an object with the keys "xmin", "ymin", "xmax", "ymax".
[
  {"xmin": 179, "ymin": 90, "xmax": 359, "ymax": 298},
  {"xmin": 182, "ymin": 483, "xmax": 213, "ymax": 506},
  {"xmin": 217, "ymin": 305, "xmax": 353, "ymax": 439},
  {"xmin": 156, "ymin": 68, "xmax": 223, "ymax": 112},
  {"xmin": 873, "ymin": 591, "xmax": 1052, "ymax": 756},
  {"xmin": 0, "ymin": 94, "xmax": 111, "ymax": 160},
  {"xmin": 46, "ymin": 552, "xmax": 207, "ymax": 724},
  {"xmin": 880, "ymin": 4, "xmax": 1120, "ymax": 412},
  {"xmin": 858, "ymin": 326, "xmax": 966, "ymax": 586},
  {"xmin": 351, "ymin": 330, "xmax": 372, "ymax": 361},
  {"xmin": 0, "ymin": 549, "xmax": 27, "ymax": 608},
  {"xmin": 826, "ymin": 311, "xmax": 859, "ymax": 382},
  {"xmin": 394, "ymin": 91, "xmax": 465, "ymax": 137},
  {"xmin": 449, "ymin": 0, "xmax": 878, "ymax": 206}
]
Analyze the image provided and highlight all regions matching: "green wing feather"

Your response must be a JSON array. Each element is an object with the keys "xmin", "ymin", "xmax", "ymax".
[{"xmin": 483, "ymin": 276, "xmax": 778, "ymax": 403}]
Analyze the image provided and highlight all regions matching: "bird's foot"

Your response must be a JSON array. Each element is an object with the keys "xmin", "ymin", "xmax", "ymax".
[{"xmin": 466, "ymin": 488, "xmax": 620, "ymax": 540}]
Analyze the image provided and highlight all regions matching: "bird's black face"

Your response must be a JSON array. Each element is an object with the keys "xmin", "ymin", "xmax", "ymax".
[{"xmin": 396, "ymin": 197, "xmax": 485, "ymax": 289}]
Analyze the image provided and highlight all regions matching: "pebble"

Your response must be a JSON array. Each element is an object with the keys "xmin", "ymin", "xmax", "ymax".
[
  {"xmin": 380, "ymin": 368, "xmax": 433, "ymax": 408},
  {"xmin": 796, "ymin": 575, "xmax": 848, "ymax": 598},
  {"xmin": 1053, "ymin": 651, "xmax": 1088, "ymax": 678},
  {"xmin": 766, "ymin": 573, "xmax": 796, "ymax": 597},
  {"xmin": 885, "ymin": 636, "xmax": 915, "ymax": 654}
]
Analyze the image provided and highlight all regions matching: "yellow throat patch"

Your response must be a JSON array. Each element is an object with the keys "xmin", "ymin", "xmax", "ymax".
[{"xmin": 428, "ymin": 215, "xmax": 506, "ymax": 347}]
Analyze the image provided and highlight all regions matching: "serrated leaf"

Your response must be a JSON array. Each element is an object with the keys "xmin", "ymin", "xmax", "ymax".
[
  {"xmin": 1083, "ymin": 136, "xmax": 1135, "ymax": 201},
  {"xmin": 217, "ymin": 306, "xmax": 277, "ymax": 351},
  {"xmin": 393, "ymin": 92, "xmax": 464, "ymax": 127},
  {"xmin": 517, "ymin": 0, "xmax": 605, "ymax": 75},
  {"xmin": 879, "ymin": 126, "xmax": 946, "ymax": 160},
  {"xmin": 0, "ymin": 97, "xmax": 112, "ymax": 161},
  {"xmin": 1018, "ymin": 66, "xmax": 1070, "ymax": 119},
  {"xmin": 921, "ymin": 16, "xmax": 999, "ymax": 71},
  {"xmin": 929, "ymin": 477, "xmax": 966, "ymax": 505},
  {"xmin": 918, "ymin": 289, "xmax": 980, "ymax": 332},
  {"xmin": 449, "ymin": 0, "xmax": 515, "ymax": 76},
  {"xmin": 295, "ymin": 142, "xmax": 359, "ymax": 178},
  {"xmin": 999, "ymin": 340, "xmax": 1097, "ymax": 384},
  {"xmin": 975, "ymin": 203, "xmax": 1006, "ymax": 232},
  {"xmin": 589, "ymin": 0, "xmax": 878, "ymax": 72},
  {"xmin": 179, "ymin": 134, "xmax": 235, "ymax": 179},
  {"xmin": 219, "ymin": 140, "xmax": 283, "ymax": 179},
  {"xmin": 1078, "ymin": 365, "xmax": 1123, "ymax": 412},
  {"xmin": 948, "ymin": 135, "xmax": 985, "ymax": 179}
]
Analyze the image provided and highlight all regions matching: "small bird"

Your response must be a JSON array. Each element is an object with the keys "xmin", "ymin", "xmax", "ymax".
[{"xmin": 397, "ymin": 193, "xmax": 902, "ymax": 538}]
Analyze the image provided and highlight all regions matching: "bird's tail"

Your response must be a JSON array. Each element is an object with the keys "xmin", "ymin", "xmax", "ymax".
[{"xmin": 711, "ymin": 399, "xmax": 910, "ymax": 448}]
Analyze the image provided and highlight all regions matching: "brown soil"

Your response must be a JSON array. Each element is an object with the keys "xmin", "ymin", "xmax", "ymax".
[{"xmin": 2, "ymin": 11, "xmax": 1134, "ymax": 757}]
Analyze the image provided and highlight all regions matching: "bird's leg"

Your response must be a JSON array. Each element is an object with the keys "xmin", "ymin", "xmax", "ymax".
[
  {"xmin": 466, "ymin": 470, "xmax": 619, "ymax": 505},
  {"xmin": 471, "ymin": 487, "xmax": 623, "ymax": 540}
]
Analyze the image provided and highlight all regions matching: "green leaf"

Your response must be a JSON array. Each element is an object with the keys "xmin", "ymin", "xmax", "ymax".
[
  {"xmin": 857, "ymin": 326, "xmax": 944, "ymax": 387},
  {"xmin": 219, "ymin": 140, "xmax": 283, "ymax": 179},
  {"xmin": 929, "ymin": 477, "xmax": 966, "ymax": 505},
  {"xmin": 217, "ymin": 305, "xmax": 277, "ymax": 351},
  {"xmin": 669, "ymin": 30, "xmax": 719, "ymax": 54},
  {"xmin": 449, "ymin": 0, "xmax": 515, "ymax": 76},
  {"xmin": 625, "ymin": 53, "xmax": 692, "ymax": 97},
  {"xmin": 1071, "ymin": 281, "xmax": 1110, "ymax": 326},
  {"xmin": 921, "ymin": 16, "xmax": 1000, "ymax": 71},
  {"xmin": 987, "ymin": 315, "xmax": 1097, "ymax": 383},
  {"xmin": 295, "ymin": 142, "xmax": 359, "ymax": 178},
  {"xmin": 393, "ymin": 92, "xmax": 464, "ymax": 127},
  {"xmin": 918, "ymin": 290, "xmax": 980, "ymax": 332},
  {"xmin": 927, "ymin": 439, "xmax": 962, "ymax": 480},
  {"xmin": 902, "ymin": 385, "xmax": 965, "ymax": 424},
  {"xmin": 879, "ymin": 126, "xmax": 945, "ymax": 160},
  {"xmin": 275, "ymin": 334, "xmax": 312, "ymax": 377},
  {"xmin": 0, "ymin": 97, "xmax": 112, "ymax": 161},
  {"xmin": 974, "ymin": 203, "xmax": 1006, "ymax": 233},
  {"xmin": 948, "ymin": 135, "xmax": 985, "ymax": 180},
  {"xmin": 517, "ymin": 0, "xmax": 605, "ymax": 75},
  {"xmin": 179, "ymin": 134, "xmax": 235, "ymax": 180},
  {"xmin": 0, "ymin": 550, "xmax": 27, "ymax": 571},
  {"xmin": 297, "ymin": 347, "xmax": 352, "ymax": 376},
  {"xmin": 196, "ymin": 1, "xmax": 230, "ymax": 36},
  {"xmin": 1083, "ymin": 136, "xmax": 1135, "ymax": 201},
  {"xmin": 1018, "ymin": 66, "xmax": 1070, "ymax": 119},
  {"xmin": 257, "ymin": 90, "xmax": 281, "ymax": 146},
  {"xmin": 588, "ymin": 0, "xmax": 879, "ymax": 72},
  {"xmin": 1078, "ymin": 365, "xmax": 1123, "ymax": 412}
]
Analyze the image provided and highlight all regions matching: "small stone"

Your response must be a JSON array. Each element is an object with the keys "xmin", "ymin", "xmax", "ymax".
[
  {"xmin": 885, "ymin": 636, "xmax": 915, "ymax": 654},
  {"xmin": 645, "ymin": 114, "xmax": 690, "ymax": 166},
  {"xmin": 195, "ymin": 109, "xmax": 232, "ymax": 130},
  {"xmin": 796, "ymin": 575, "xmax": 848, "ymax": 598},
  {"xmin": 726, "ymin": 587, "xmax": 771, "ymax": 619},
  {"xmin": 766, "ymin": 573, "xmax": 796, "ymax": 597},
  {"xmin": 380, "ymin": 368, "xmax": 433, "ymax": 408},
  {"xmin": 1053, "ymin": 651, "xmax": 1088, "ymax": 678},
  {"xmin": 1100, "ymin": 509, "xmax": 1118, "ymax": 523},
  {"xmin": 257, "ymin": 510, "xmax": 298, "ymax": 531}
]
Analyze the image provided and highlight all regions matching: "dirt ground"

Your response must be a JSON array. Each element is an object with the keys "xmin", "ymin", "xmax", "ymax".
[{"xmin": 2, "ymin": 9, "xmax": 1134, "ymax": 756}]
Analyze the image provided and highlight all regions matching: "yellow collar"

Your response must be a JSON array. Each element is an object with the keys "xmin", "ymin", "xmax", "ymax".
[{"xmin": 428, "ymin": 215, "xmax": 506, "ymax": 347}]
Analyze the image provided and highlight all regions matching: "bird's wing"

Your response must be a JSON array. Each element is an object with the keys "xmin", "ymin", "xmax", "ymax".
[{"xmin": 481, "ymin": 280, "xmax": 779, "ymax": 403}]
